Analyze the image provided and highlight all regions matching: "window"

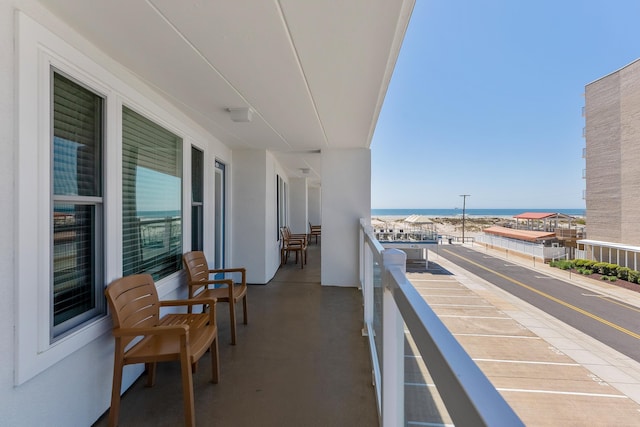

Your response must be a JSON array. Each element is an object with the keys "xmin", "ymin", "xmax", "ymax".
[
  {"xmin": 276, "ymin": 174, "xmax": 287, "ymax": 239},
  {"xmin": 122, "ymin": 107, "xmax": 183, "ymax": 280},
  {"xmin": 214, "ymin": 160, "xmax": 226, "ymax": 268},
  {"xmin": 51, "ymin": 71, "xmax": 105, "ymax": 339},
  {"xmin": 192, "ymin": 146, "xmax": 204, "ymax": 251}
]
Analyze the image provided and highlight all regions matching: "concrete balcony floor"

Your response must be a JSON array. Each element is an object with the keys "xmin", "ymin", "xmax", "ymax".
[{"xmin": 94, "ymin": 242, "xmax": 379, "ymax": 427}]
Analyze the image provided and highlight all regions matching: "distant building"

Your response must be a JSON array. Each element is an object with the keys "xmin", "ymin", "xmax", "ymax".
[{"xmin": 580, "ymin": 58, "xmax": 640, "ymax": 269}]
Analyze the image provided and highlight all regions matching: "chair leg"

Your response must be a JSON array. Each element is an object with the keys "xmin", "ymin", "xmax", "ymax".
[
  {"xmin": 210, "ymin": 335, "xmax": 219, "ymax": 384},
  {"xmin": 242, "ymin": 295, "xmax": 248, "ymax": 325},
  {"xmin": 180, "ymin": 348, "xmax": 196, "ymax": 427},
  {"xmin": 145, "ymin": 362, "xmax": 157, "ymax": 387},
  {"xmin": 229, "ymin": 299, "xmax": 237, "ymax": 345},
  {"xmin": 108, "ymin": 348, "xmax": 124, "ymax": 427}
]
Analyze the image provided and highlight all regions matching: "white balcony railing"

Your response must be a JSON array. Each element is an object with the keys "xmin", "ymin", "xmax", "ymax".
[{"xmin": 359, "ymin": 219, "xmax": 523, "ymax": 426}]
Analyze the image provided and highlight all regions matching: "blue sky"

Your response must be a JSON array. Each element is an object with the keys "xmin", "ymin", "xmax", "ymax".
[{"xmin": 371, "ymin": 0, "xmax": 640, "ymax": 209}]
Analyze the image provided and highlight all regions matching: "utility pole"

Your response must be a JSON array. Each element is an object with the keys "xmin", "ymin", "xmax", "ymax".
[{"xmin": 460, "ymin": 194, "xmax": 470, "ymax": 244}]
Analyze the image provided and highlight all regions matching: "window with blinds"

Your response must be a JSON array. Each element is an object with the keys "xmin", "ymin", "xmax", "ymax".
[
  {"xmin": 122, "ymin": 107, "xmax": 183, "ymax": 280},
  {"xmin": 52, "ymin": 71, "xmax": 105, "ymax": 339},
  {"xmin": 191, "ymin": 146, "xmax": 204, "ymax": 251}
]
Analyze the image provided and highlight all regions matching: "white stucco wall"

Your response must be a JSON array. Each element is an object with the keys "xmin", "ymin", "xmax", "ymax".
[
  {"xmin": 232, "ymin": 150, "xmax": 268, "ymax": 283},
  {"xmin": 2, "ymin": 3, "xmax": 233, "ymax": 425},
  {"xmin": 289, "ymin": 177, "xmax": 308, "ymax": 235},
  {"xmin": 308, "ymin": 186, "xmax": 322, "ymax": 226},
  {"xmin": 321, "ymin": 148, "xmax": 371, "ymax": 287},
  {"xmin": 231, "ymin": 149, "xmax": 285, "ymax": 284}
]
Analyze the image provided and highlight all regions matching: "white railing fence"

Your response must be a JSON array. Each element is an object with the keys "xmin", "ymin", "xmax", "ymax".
[
  {"xmin": 475, "ymin": 234, "xmax": 567, "ymax": 260},
  {"xmin": 359, "ymin": 219, "xmax": 523, "ymax": 426}
]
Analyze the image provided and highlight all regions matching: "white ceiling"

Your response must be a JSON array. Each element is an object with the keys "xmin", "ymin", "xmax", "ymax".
[{"xmin": 38, "ymin": 0, "xmax": 415, "ymax": 186}]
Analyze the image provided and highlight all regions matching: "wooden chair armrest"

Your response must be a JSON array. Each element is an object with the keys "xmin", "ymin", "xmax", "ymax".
[
  {"xmin": 208, "ymin": 268, "xmax": 246, "ymax": 284},
  {"xmin": 160, "ymin": 297, "xmax": 217, "ymax": 308},
  {"xmin": 286, "ymin": 237, "xmax": 306, "ymax": 243},
  {"xmin": 188, "ymin": 279, "xmax": 233, "ymax": 289},
  {"xmin": 209, "ymin": 267, "xmax": 246, "ymax": 274},
  {"xmin": 113, "ymin": 324, "xmax": 189, "ymax": 337}
]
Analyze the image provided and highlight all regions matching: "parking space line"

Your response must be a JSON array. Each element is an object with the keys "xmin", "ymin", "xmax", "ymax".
[
  {"xmin": 438, "ymin": 315, "xmax": 512, "ymax": 319},
  {"xmin": 453, "ymin": 333, "xmax": 540, "ymax": 339},
  {"xmin": 473, "ymin": 358, "xmax": 580, "ymax": 366},
  {"xmin": 428, "ymin": 303, "xmax": 494, "ymax": 307},
  {"xmin": 419, "ymin": 294, "xmax": 483, "ymax": 298},
  {"xmin": 497, "ymin": 388, "xmax": 627, "ymax": 399}
]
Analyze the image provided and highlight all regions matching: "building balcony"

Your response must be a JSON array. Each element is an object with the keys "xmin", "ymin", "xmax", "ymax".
[{"xmin": 94, "ymin": 241, "xmax": 380, "ymax": 426}]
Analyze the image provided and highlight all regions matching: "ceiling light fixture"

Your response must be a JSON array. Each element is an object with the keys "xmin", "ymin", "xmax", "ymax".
[{"xmin": 228, "ymin": 107, "xmax": 253, "ymax": 123}]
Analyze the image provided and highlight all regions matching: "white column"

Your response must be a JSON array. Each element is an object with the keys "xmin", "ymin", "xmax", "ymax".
[
  {"xmin": 289, "ymin": 177, "xmax": 308, "ymax": 235},
  {"xmin": 321, "ymin": 148, "xmax": 370, "ymax": 286},
  {"xmin": 382, "ymin": 249, "xmax": 406, "ymax": 427}
]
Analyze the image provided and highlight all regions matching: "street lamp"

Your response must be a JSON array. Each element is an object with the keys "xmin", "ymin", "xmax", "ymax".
[{"xmin": 460, "ymin": 194, "xmax": 470, "ymax": 244}]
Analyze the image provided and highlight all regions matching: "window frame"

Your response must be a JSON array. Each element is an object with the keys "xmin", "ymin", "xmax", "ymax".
[
  {"xmin": 121, "ymin": 105, "xmax": 184, "ymax": 281},
  {"xmin": 50, "ymin": 69, "xmax": 106, "ymax": 340}
]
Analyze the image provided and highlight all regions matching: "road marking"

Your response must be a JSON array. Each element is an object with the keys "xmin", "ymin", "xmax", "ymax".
[
  {"xmin": 496, "ymin": 388, "xmax": 626, "ymax": 399},
  {"xmin": 419, "ymin": 294, "xmax": 482, "ymax": 298},
  {"xmin": 443, "ymin": 249, "xmax": 640, "ymax": 340},
  {"xmin": 428, "ymin": 303, "xmax": 494, "ymax": 307},
  {"xmin": 438, "ymin": 315, "xmax": 512, "ymax": 319},
  {"xmin": 535, "ymin": 276, "xmax": 552, "ymax": 279},
  {"xmin": 504, "ymin": 264, "xmax": 518, "ymax": 267},
  {"xmin": 407, "ymin": 382, "xmax": 626, "ymax": 399},
  {"xmin": 453, "ymin": 333, "xmax": 540, "ymax": 339},
  {"xmin": 473, "ymin": 358, "xmax": 580, "ymax": 366}
]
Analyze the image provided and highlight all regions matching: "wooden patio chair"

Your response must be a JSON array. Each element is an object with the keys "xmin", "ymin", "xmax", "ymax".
[
  {"xmin": 280, "ymin": 227, "xmax": 308, "ymax": 268},
  {"xmin": 182, "ymin": 251, "xmax": 248, "ymax": 345},
  {"xmin": 308, "ymin": 222, "xmax": 321, "ymax": 244},
  {"xmin": 104, "ymin": 273, "xmax": 219, "ymax": 427}
]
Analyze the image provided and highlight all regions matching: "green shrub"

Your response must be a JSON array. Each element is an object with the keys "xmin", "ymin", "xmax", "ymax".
[
  {"xmin": 608, "ymin": 276, "xmax": 617, "ymax": 282},
  {"xmin": 574, "ymin": 259, "xmax": 588, "ymax": 267},
  {"xmin": 629, "ymin": 270, "xmax": 640, "ymax": 284},
  {"xmin": 554, "ymin": 260, "xmax": 573, "ymax": 270},
  {"xmin": 593, "ymin": 262, "xmax": 609, "ymax": 275},
  {"xmin": 577, "ymin": 268, "xmax": 593, "ymax": 275},
  {"xmin": 617, "ymin": 267, "xmax": 631, "ymax": 281}
]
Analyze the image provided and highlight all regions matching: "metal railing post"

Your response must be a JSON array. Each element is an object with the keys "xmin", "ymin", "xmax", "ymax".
[{"xmin": 382, "ymin": 249, "xmax": 406, "ymax": 427}]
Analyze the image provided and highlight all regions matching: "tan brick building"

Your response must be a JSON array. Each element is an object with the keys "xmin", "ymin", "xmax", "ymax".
[{"xmin": 580, "ymin": 58, "xmax": 640, "ymax": 269}]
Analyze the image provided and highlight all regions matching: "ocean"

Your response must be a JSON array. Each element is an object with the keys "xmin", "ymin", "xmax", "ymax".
[{"xmin": 371, "ymin": 208, "xmax": 585, "ymax": 218}]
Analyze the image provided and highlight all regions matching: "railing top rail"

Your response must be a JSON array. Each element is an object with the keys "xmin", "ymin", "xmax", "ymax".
[{"xmin": 361, "ymin": 218, "xmax": 385, "ymax": 255}]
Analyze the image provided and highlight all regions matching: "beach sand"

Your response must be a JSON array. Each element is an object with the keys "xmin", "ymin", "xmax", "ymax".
[{"xmin": 372, "ymin": 215, "xmax": 514, "ymax": 238}]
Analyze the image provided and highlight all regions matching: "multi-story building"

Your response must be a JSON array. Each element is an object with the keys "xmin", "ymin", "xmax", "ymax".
[{"xmin": 580, "ymin": 58, "xmax": 640, "ymax": 269}]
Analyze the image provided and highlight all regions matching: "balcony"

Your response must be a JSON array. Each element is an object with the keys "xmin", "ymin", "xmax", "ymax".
[{"xmin": 94, "ymin": 241, "xmax": 380, "ymax": 426}]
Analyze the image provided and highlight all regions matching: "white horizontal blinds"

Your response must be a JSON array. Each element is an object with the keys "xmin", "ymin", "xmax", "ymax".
[
  {"xmin": 191, "ymin": 147, "xmax": 204, "ymax": 251},
  {"xmin": 122, "ymin": 106, "xmax": 182, "ymax": 280},
  {"xmin": 51, "ymin": 72, "xmax": 104, "ymax": 337}
]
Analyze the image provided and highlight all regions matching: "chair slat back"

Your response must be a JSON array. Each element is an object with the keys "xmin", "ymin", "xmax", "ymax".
[
  {"xmin": 182, "ymin": 251, "xmax": 211, "ymax": 297},
  {"xmin": 105, "ymin": 274, "xmax": 161, "ymax": 346}
]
